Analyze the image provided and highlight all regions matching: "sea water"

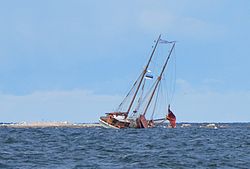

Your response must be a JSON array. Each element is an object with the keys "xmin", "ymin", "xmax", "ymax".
[{"xmin": 0, "ymin": 123, "xmax": 249, "ymax": 169}]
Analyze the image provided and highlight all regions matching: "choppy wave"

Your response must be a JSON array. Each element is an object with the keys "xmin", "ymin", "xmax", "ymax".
[{"xmin": 0, "ymin": 123, "xmax": 249, "ymax": 168}]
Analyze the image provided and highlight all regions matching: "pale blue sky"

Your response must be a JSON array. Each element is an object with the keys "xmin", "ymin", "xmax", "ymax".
[{"xmin": 0, "ymin": 0, "xmax": 250, "ymax": 123}]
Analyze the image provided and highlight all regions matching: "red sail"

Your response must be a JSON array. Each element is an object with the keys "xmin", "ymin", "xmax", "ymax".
[
  {"xmin": 136, "ymin": 115, "xmax": 148, "ymax": 128},
  {"xmin": 166, "ymin": 106, "xmax": 176, "ymax": 128}
]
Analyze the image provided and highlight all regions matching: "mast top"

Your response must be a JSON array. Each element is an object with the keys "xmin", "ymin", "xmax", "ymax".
[{"xmin": 126, "ymin": 35, "xmax": 162, "ymax": 115}]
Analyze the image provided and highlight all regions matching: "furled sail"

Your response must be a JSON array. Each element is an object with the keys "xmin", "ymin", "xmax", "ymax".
[{"xmin": 166, "ymin": 105, "xmax": 176, "ymax": 128}]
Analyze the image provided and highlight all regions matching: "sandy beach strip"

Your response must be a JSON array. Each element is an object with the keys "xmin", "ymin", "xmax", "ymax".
[{"xmin": 0, "ymin": 122, "xmax": 102, "ymax": 128}]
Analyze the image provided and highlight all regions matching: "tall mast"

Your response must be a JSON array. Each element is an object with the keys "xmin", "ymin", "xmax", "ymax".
[
  {"xmin": 126, "ymin": 35, "xmax": 162, "ymax": 114},
  {"xmin": 143, "ymin": 42, "xmax": 176, "ymax": 116}
]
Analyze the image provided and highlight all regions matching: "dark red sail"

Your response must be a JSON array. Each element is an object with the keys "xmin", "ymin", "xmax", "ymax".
[
  {"xmin": 166, "ymin": 105, "xmax": 176, "ymax": 128},
  {"xmin": 136, "ymin": 115, "xmax": 148, "ymax": 128}
]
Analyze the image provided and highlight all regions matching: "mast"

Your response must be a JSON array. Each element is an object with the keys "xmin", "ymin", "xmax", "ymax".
[
  {"xmin": 126, "ymin": 35, "xmax": 162, "ymax": 114},
  {"xmin": 143, "ymin": 42, "xmax": 176, "ymax": 116}
]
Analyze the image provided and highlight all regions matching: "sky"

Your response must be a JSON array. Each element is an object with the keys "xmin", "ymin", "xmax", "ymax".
[{"xmin": 0, "ymin": 0, "xmax": 250, "ymax": 123}]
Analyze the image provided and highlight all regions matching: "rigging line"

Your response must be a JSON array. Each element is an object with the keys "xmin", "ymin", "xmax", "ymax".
[
  {"xmin": 166, "ymin": 49, "xmax": 176, "ymax": 105},
  {"xmin": 151, "ymin": 81, "xmax": 161, "ymax": 120},
  {"xmin": 169, "ymin": 46, "xmax": 177, "ymax": 104},
  {"xmin": 127, "ymin": 34, "xmax": 162, "ymax": 114},
  {"xmin": 143, "ymin": 42, "xmax": 176, "ymax": 116},
  {"xmin": 160, "ymin": 72, "xmax": 169, "ymax": 108},
  {"xmin": 164, "ymin": 78, "xmax": 169, "ymax": 106},
  {"xmin": 140, "ymin": 79, "xmax": 158, "ymax": 108},
  {"xmin": 162, "ymin": 47, "xmax": 176, "ymax": 105},
  {"xmin": 159, "ymin": 79, "xmax": 167, "ymax": 109},
  {"xmin": 116, "ymin": 71, "xmax": 143, "ymax": 111},
  {"xmin": 162, "ymin": 73, "xmax": 169, "ymax": 105},
  {"xmin": 129, "ymin": 79, "xmax": 157, "ymax": 118},
  {"xmin": 134, "ymin": 79, "xmax": 146, "ymax": 112},
  {"xmin": 158, "ymin": 79, "xmax": 168, "ymax": 118}
]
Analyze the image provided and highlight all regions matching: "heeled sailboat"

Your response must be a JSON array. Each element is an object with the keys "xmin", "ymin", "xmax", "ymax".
[{"xmin": 99, "ymin": 35, "xmax": 177, "ymax": 129}]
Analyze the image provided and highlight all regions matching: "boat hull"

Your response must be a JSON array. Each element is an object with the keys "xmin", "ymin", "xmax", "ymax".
[
  {"xmin": 99, "ymin": 115, "xmax": 155, "ymax": 129},
  {"xmin": 99, "ymin": 113, "xmax": 131, "ymax": 129},
  {"xmin": 99, "ymin": 118, "xmax": 120, "ymax": 129}
]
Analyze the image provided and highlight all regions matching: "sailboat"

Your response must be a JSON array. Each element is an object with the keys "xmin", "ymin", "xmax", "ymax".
[{"xmin": 99, "ymin": 35, "xmax": 177, "ymax": 129}]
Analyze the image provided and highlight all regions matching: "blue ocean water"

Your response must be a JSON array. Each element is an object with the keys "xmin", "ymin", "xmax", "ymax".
[{"xmin": 0, "ymin": 123, "xmax": 249, "ymax": 169}]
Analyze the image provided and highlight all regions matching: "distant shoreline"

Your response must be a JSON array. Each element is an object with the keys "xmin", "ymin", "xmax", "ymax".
[
  {"xmin": 0, "ymin": 121, "xmax": 249, "ymax": 128},
  {"xmin": 0, "ymin": 121, "xmax": 101, "ymax": 128}
]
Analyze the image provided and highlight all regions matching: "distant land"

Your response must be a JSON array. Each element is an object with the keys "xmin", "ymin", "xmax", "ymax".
[
  {"xmin": 0, "ymin": 121, "xmax": 249, "ymax": 129},
  {"xmin": 0, "ymin": 121, "xmax": 101, "ymax": 128}
]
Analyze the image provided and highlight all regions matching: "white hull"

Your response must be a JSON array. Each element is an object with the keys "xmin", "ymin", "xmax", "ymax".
[{"xmin": 99, "ymin": 118, "xmax": 120, "ymax": 129}]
